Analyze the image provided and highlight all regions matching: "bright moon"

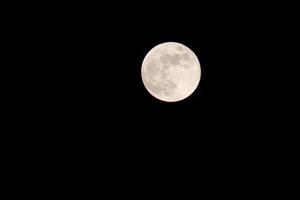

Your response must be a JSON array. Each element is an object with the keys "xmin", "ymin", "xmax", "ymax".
[{"xmin": 141, "ymin": 42, "xmax": 201, "ymax": 102}]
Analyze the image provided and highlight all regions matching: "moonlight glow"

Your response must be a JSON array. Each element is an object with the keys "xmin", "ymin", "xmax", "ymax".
[{"xmin": 141, "ymin": 42, "xmax": 201, "ymax": 102}]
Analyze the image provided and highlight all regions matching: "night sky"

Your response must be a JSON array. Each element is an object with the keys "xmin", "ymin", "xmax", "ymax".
[
  {"xmin": 44, "ymin": 5, "xmax": 212, "ymax": 131},
  {"xmin": 17, "ymin": 4, "xmax": 223, "ymax": 172},
  {"xmin": 30, "ymin": 3, "xmax": 266, "ymax": 151},
  {"xmin": 11, "ymin": 2, "xmax": 293, "ymax": 190}
]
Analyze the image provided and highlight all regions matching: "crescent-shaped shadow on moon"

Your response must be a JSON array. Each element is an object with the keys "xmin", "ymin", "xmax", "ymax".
[{"xmin": 141, "ymin": 42, "xmax": 201, "ymax": 102}]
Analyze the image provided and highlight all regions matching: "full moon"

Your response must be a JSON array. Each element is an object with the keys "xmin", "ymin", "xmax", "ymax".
[{"xmin": 141, "ymin": 42, "xmax": 201, "ymax": 102}]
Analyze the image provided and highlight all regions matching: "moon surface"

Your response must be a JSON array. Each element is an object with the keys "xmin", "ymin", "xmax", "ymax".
[{"xmin": 141, "ymin": 42, "xmax": 201, "ymax": 102}]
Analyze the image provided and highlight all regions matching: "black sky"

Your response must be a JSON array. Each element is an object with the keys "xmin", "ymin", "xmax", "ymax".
[
  {"xmin": 26, "ymin": 3, "xmax": 269, "ymax": 145},
  {"xmin": 10, "ymin": 0, "xmax": 293, "ymax": 163},
  {"xmin": 5, "ymin": 1, "xmax": 297, "ymax": 193},
  {"xmin": 14, "ymin": 3, "xmax": 223, "ymax": 162}
]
